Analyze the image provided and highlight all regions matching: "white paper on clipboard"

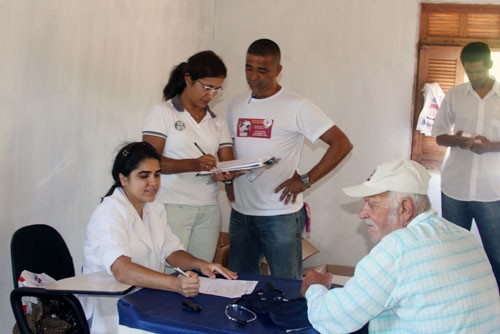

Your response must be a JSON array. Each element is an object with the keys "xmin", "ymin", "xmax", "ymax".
[{"xmin": 197, "ymin": 157, "xmax": 278, "ymax": 175}]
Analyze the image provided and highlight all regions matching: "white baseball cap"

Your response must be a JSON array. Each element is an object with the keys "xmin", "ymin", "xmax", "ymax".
[{"xmin": 342, "ymin": 159, "xmax": 430, "ymax": 197}]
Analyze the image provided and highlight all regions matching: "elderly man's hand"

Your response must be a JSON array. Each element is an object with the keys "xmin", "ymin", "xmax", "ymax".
[{"xmin": 301, "ymin": 270, "xmax": 333, "ymax": 297}]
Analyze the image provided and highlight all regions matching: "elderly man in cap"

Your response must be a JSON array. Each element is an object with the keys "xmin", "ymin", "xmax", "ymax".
[{"xmin": 301, "ymin": 159, "xmax": 500, "ymax": 333}]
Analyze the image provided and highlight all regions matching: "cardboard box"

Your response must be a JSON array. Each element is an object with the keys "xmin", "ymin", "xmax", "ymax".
[
  {"xmin": 212, "ymin": 232, "xmax": 230, "ymax": 267},
  {"xmin": 261, "ymin": 237, "xmax": 320, "ymax": 275},
  {"xmin": 302, "ymin": 264, "xmax": 355, "ymax": 287}
]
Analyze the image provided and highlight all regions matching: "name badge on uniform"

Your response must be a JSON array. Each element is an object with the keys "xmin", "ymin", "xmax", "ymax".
[{"xmin": 175, "ymin": 121, "xmax": 185, "ymax": 131}]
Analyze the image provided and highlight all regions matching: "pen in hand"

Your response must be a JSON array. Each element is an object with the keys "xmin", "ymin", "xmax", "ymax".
[
  {"xmin": 166, "ymin": 264, "xmax": 190, "ymax": 277},
  {"xmin": 194, "ymin": 142, "xmax": 206, "ymax": 155}
]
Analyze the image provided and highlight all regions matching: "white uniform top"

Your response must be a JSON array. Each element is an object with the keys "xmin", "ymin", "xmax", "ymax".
[
  {"xmin": 226, "ymin": 88, "xmax": 335, "ymax": 216},
  {"xmin": 431, "ymin": 80, "xmax": 500, "ymax": 201},
  {"xmin": 81, "ymin": 187, "xmax": 184, "ymax": 334},
  {"xmin": 143, "ymin": 95, "xmax": 233, "ymax": 205}
]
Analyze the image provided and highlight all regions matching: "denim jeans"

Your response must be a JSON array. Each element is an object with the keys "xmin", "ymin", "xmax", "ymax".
[
  {"xmin": 441, "ymin": 192, "xmax": 500, "ymax": 289},
  {"xmin": 228, "ymin": 207, "xmax": 305, "ymax": 280}
]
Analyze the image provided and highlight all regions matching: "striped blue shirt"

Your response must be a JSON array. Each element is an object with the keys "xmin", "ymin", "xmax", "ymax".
[{"xmin": 306, "ymin": 210, "xmax": 500, "ymax": 333}]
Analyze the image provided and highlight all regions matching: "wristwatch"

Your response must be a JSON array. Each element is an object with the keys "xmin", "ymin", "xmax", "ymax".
[{"xmin": 300, "ymin": 173, "xmax": 311, "ymax": 188}]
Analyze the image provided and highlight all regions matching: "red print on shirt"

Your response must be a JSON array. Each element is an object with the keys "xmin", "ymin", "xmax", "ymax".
[{"xmin": 237, "ymin": 118, "xmax": 273, "ymax": 138}]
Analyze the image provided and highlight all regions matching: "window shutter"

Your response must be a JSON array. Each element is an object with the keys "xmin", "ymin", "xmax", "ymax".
[
  {"xmin": 421, "ymin": 4, "xmax": 500, "ymax": 47},
  {"xmin": 427, "ymin": 13, "xmax": 460, "ymax": 37},
  {"xmin": 467, "ymin": 14, "xmax": 500, "ymax": 39},
  {"xmin": 411, "ymin": 45, "xmax": 463, "ymax": 171}
]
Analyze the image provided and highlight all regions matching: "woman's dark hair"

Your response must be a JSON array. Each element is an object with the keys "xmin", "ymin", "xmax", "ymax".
[
  {"xmin": 162, "ymin": 50, "xmax": 227, "ymax": 100},
  {"xmin": 103, "ymin": 141, "xmax": 161, "ymax": 200}
]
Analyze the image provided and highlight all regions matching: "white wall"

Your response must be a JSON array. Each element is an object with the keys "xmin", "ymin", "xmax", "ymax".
[
  {"xmin": 0, "ymin": 0, "xmax": 216, "ymax": 326},
  {"xmin": 2, "ymin": 0, "xmax": 499, "ymax": 328},
  {"xmin": 213, "ymin": 0, "xmax": 421, "ymax": 268},
  {"xmin": 212, "ymin": 0, "xmax": 500, "ymax": 269}
]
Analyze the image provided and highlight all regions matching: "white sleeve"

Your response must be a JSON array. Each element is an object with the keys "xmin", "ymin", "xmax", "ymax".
[
  {"xmin": 143, "ymin": 104, "xmax": 169, "ymax": 139},
  {"xmin": 226, "ymin": 102, "xmax": 236, "ymax": 139},
  {"xmin": 84, "ymin": 202, "xmax": 132, "ymax": 275},
  {"xmin": 431, "ymin": 93, "xmax": 455, "ymax": 136},
  {"xmin": 297, "ymin": 98, "xmax": 335, "ymax": 143},
  {"xmin": 305, "ymin": 237, "xmax": 398, "ymax": 333},
  {"xmin": 217, "ymin": 116, "xmax": 233, "ymax": 147}
]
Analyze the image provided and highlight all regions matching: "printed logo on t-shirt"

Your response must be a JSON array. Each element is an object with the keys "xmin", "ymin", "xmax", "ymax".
[
  {"xmin": 237, "ymin": 118, "xmax": 273, "ymax": 138},
  {"xmin": 175, "ymin": 121, "xmax": 185, "ymax": 131}
]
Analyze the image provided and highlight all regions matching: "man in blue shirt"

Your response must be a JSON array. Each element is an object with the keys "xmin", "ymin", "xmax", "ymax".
[{"xmin": 301, "ymin": 159, "xmax": 500, "ymax": 333}]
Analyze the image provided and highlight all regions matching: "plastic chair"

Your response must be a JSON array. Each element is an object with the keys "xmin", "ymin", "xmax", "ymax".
[{"xmin": 10, "ymin": 224, "xmax": 90, "ymax": 333}]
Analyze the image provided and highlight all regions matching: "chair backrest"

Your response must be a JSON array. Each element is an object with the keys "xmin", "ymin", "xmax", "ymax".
[{"xmin": 11, "ymin": 224, "xmax": 75, "ymax": 288}]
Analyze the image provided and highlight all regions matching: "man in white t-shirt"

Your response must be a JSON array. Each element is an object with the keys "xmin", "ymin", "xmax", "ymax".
[{"xmin": 226, "ymin": 39, "xmax": 353, "ymax": 279}]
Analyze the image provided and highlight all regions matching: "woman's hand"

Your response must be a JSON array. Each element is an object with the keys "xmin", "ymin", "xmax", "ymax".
[
  {"xmin": 175, "ymin": 271, "xmax": 200, "ymax": 297},
  {"xmin": 198, "ymin": 154, "xmax": 217, "ymax": 172},
  {"xmin": 199, "ymin": 262, "xmax": 238, "ymax": 280}
]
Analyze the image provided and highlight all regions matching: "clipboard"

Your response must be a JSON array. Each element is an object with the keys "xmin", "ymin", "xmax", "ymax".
[
  {"xmin": 197, "ymin": 157, "xmax": 278, "ymax": 175},
  {"xmin": 46, "ymin": 271, "xmax": 134, "ymax": 295}
]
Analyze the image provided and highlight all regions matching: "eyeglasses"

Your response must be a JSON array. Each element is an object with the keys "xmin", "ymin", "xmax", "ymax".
[
  {"xmin": 224, "ymin": 304, "xmax": 257, "ymax": 325},
  {"xmin": 196, "ymin": 80, "xmax": 223, "ymax": 96}
]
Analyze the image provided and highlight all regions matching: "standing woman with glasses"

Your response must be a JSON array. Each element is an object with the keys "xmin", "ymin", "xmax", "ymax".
[{"xmin": 143, "ymin": 50, "xmax": 234, "ymax": 263}]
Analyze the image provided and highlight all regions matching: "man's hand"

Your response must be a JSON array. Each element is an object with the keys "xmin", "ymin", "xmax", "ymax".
[
  {"xmin": 301, "ymin": 270, "xmax": 333, "ymax": 297},
  {"xmin": 455, "ymin": 131, "xmax": 475, "ymax": 149},
  {"xmin": 274, "ymin": 172, "xmax": 307, "ymax": 205},
  {"xmin": 211, "ymin": 170, "xmax": 244, "ymax": 182},
  {"xmin": 470, "ymin": 135, "xmax": 495, "ymax": 154},
  {"xmin": 211, "ymin": 170, "xmax": 232, "ymax": 182},
  {"xmin": 225, "ymin": 182, "xmax": 235, "ymax": 202}
]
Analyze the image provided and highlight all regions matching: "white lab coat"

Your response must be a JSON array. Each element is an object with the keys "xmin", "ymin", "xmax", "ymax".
[{"xmin": 81, "ymin": 188, "xmax": 184, "ymax": 333}]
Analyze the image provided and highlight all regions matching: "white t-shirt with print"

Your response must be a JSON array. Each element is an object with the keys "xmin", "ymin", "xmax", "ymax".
[{"xmin": 227, "ymin": 88, "xmax": 335, "ymax": 216}]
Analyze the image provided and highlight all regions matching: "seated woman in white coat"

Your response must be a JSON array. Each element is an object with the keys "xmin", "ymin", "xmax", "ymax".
[{"xmin": 82, "ymin": 141, "xmax": 237, "ymax": 333}]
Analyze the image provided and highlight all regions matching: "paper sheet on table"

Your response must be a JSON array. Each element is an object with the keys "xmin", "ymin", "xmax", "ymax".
[{"xmin": 199, "ymin": 277, "xmax": 258, "ymax": 298}]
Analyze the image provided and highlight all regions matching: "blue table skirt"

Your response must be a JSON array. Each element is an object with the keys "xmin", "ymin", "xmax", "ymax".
[{"xmin": 118, "ymin": 273, "xmax": 317, "ymax": 334}]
